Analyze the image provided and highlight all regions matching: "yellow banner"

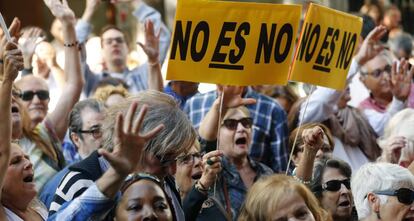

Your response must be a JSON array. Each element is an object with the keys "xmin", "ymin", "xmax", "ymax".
[
  {"xmin": 290, "ymin": 3, "xmax": 362, "ymax": 90},
  {"xmin": 166, "ymin": 0, "xmax": 302, "ymax": 86}
]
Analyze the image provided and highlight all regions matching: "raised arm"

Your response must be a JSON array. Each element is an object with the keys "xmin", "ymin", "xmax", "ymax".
[
  {"xmin": 0, "ymin": 38, "xmax": 24, "ymax": 199},
  {"xmin": 138, "ymin": 20, "xmax": 163, "ymax": 91},
  {"xmin": 295, "ymin": 126, "xmax": 325, "ymax": 183},
  {"xmin": 44, "ymin": 0, "xmax": 84, "ymax": 140},
  {"xmin": 198, "ymin": 86, "xmax": 256, "ymax": 141}
]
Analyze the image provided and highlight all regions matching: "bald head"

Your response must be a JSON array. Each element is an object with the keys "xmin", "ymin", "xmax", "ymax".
[{"xmin": 16, "ymin": 75, "xmax": 49, "ymax": 91}]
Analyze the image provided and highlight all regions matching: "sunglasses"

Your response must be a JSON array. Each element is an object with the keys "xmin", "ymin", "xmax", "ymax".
[
  {"xmin": 121, "ymin": 172, "xmax": 161, "ymax": 193},
  {"xmin": 322, "ymin": 179, "xmax": 351, "ymax": 192},
  {"xmin": 21, "ymin": 90, "xmax": 50, "ymax": 101},
  {"xmin": 222, "ymin": 117, "xmax": 253, "ymax": 130},
  {"xmin": 76, "ymin": 126, "xmax": 103, "ymax": 139},
  {"xmin": 364, "ymin": 64, "xmax": 392, "ymax": 78},
  {"xmin": 177, "ymin": 152, "xmax": 202, "ymax": 165},
  {"xmin": 374, "ymin": 188, "xmax": 414, "ymax": 205}
]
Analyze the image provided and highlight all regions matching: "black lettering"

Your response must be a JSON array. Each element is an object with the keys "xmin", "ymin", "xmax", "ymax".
[
  {"xmin": 315, "ymin": 27, "xmax": 334, "ymax": 65},
  {"xmin": 229, "ymin": 22, "xmax": 250, "ymax": 64},
  {"xmin": 336, "ymin": 32, "xmax": 356, "ymax": 69},
  {"xmin": 305, "ymin": 24, "xmax": 320, "ymax": 62},
  {"xmin": 170, "ymin": 21, "xmax": 192, "ymax": 60},
  {"xmin": 255, "ymin": 23, "xmax": 277, "ymax": 64},
  {"xmin": 211, "ymin": 22, "xmax": 236, "ymax": 63},
  {"xmin": 190, "ymin": 21, "xmax": 209, "ymax": 62},
  {"xmin": 297, "ymin": 23, "xmax": 311, "ymax": 61},
  {"xmin": 274, "ymin": 23, "xmax": 293, "ymax": 63},
  {"xmin": 327, "ymin": 29, "xmax": 340, "ymax": 66}
]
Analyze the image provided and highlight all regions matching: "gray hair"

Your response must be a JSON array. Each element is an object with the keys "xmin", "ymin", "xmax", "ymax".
[
  {"xmin": 101, "ymin": 90, "xmax": 196, "ymax": 160},
  {"xmin": 69, "ymin": 99, "xmax": 105, "ymax": 142},
  {"xmin": 351, "ymin": 163, "xmax": 414, "ymax": 219},
  {"xmin": 389, "ymin": 33, "xmax": 413, "ymax": 59},
  {"xmin": 360, "ymin": 50, "xmax": 393, "ymax": 74}
]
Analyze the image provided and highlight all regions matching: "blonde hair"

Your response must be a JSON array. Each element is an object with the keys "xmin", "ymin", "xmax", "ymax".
[
  {"xmin": 93, "ymin": 85, "xmax": 129, "ymax": 103},
  {"xmin": 238, "ymin": 174, "xmax": 327, "ymax": 221}
]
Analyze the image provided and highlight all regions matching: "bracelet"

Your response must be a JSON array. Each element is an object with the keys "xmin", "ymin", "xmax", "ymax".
[
  {"xmin": 293, "ymin": 175, "xmax": 311, "ymax": 185},
  {"xmin": 148, "ymin": 61, "xmax": 159, "ymax": 66},
  {"xmin": 63, "ymin": 41, "xmax": 78, "ymax": 47}
]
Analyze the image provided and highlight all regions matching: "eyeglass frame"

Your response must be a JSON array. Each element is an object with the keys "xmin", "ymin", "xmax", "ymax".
[
  {"xmin": 75, "ymin": 125, "xmax": 103, "ymax": 139},
  {"xmin": 361, "ymin": 64, "xmax": 392, "ymax": 78},
  {"xmin": 102, "ymin": 36, "xmax": 126, "ymax": 45},
  {"xmin": 176, "ymin": 152, "xmax": 202, "ymax": 165}
]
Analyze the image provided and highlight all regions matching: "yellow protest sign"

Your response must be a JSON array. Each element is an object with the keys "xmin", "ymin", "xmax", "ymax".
[
  {"xmin": 290, "ymin": 3, "xmax": 362, "ymax": 90},
  {"xmin": 166, "ymin": 0, "xmax": 302, "ymax": 86}
]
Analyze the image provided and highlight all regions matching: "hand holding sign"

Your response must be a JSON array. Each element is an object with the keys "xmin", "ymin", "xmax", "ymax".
[
  {"xmin": 354, "ymin": 25, "xmax": 387, "ymax": 66},
  {"xmin": 0, "ymin": 18, "xmax": 21, "ymax": 62},
  {"xmin": 391, "ymin": 58, "xmax": 414, "ymax": 101}
]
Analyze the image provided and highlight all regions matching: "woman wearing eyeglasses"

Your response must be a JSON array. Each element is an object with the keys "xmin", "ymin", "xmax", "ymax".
[
  {"xmin": 352, "ymin": 163, "xmax": 414, "ymax": 221},
  {"xmin": 182, "ymin": 86, "xmax": 273, "ymax": 221},
  {"xmin": 115, "ymin": 173, "xmax": 176, "ymax": 221},
  {"xmin": 310, "ymin": 158, "xmax": 356, "ymax": 221}
]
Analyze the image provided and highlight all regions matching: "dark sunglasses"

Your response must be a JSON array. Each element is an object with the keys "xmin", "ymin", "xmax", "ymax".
[
  {"xmin": 121, "ymin": 172, "xmax": 161, "ymax": 193},
  {"xmin": 222, "ymin": 117, "xmax": 253, "ymax": 130},
  {"xmin": 364, "ymin": 64, "xmax": 392, "ymax": 78},
  {"xmin": 21, "ymin": 90, "xmax": 50, "ymax": 101},
  {"xmin": 77, "ymin": 126, "xmax": 102, "ymax": 139},
  {"xmin": 322, "ymin": 179, "xmax": 351, "ymax": 192},
  {"xmin": 374, "ymin": 188, "xmax": 414, "ymax": 205}
]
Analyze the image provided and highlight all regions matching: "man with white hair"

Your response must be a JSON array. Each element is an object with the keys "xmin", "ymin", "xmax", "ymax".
[{"xmin": 351, "ymin": 163, "xmax": 414, "ymax": 221}]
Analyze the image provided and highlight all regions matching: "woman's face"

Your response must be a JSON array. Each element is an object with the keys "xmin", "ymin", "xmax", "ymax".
[
  {"xmin": 272, "ymin": 191, "xmax": 316, "ymax": 221},
  {"xmin": 320, "ymin": 167, "xmax": 353, "ymax": 220},
  {"xmin": 377, "ymin": 194, "xmax": 414, "ymax": 221},
  {"xmin": 219, "ymin": 109, "xmax": 252, "ymax": 159},
  {"xmin": 1, "ymin": 144, "xmax": 36, "ymax": 209},
  {"xmin": 116, "ymin": 179, "xmax": 173, "ymax": 221}
]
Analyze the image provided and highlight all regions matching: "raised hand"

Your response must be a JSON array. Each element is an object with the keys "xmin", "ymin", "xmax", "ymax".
[
  {"xmin": 82, "ymin": 0, "xmax": 101, "ymax": 22},
  {"xmin": 138, "ymin": 20, "xmax": 160, "ymax": 64},
  {"xmin": 0, "ymin": 18, "xmax": 21, "ymax": 67},
  {"xmin": 381, "ymin": 136, "xmax": 406, "ymax": 164},
  {"xmin": 301, "ymin": 126, "xmax": 325, "ymax": 153},
  {"xmin": 19, "ymin": 27, "xmax": 45, "ymax": 68},
  {"xmin": 98, "ymin": 102, "xmax": 164, "ymax": 176},
  {"xmin": 2, "ymin": 40, "xmax": 23, "ymax": 82},
  {"xmin": 390, "ymin": 58, "xmax": 414, "ymax": 101},
  {"xmin": 217, "ymin": 85, "xmax": 256, "ymax": 109},
  {"xmin": 44, "ymin": 0, "xmax": 76, "ymax": 26},
  {"xmin": 199, "ymin": 150, "xmax": 223, "ymax": 189},
  {"xmin": 354, "ymin": 25, "xmax": 387, "ymax": 66}
]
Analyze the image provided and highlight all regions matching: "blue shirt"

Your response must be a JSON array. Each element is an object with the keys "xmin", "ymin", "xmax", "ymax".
[
  {"xmin": 184, "ymin": 87, "xmax": 289, "ymax": 172},
  {"xmin": 164, "ymin": 83, "xmax": 196, "ymax": 110}
]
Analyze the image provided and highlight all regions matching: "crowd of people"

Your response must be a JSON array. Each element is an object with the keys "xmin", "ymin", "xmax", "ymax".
[{"xmin": 0, "ymin": 0, "xmax": 414, "ymax": 220}]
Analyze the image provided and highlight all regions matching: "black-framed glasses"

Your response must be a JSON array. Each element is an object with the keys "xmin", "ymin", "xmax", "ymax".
[
  {"xmin": 103, "ymin": 37, "xmax": 125, "ymax": 45},
  {"xmin": 374, "ymin": 188, "xmax": 414, "ymax": 205},
  {"xmin": 77, "ymin": 126, "xmax": 103, "ymax": 139},
  {"xmin": 121, "ymin": 172, "xmax": 161, "ymax": 193},
  {"xmin": 322, "ymin": 179, "xmax": 351, "ymax": 192},
  {"xmin": 177, "ymin": 152, "xmax": 202, "ymax": 165},
  {"xmin": 222, "ymin": 117, "xmax": 253, "ymax": 130},
  {"xmin": 21, "ymin": 90, "xmax": 50, "ymax": 101},
  {"xmin": 363, "ymin": 64, "xmax": 392, "ymax": 78}
]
